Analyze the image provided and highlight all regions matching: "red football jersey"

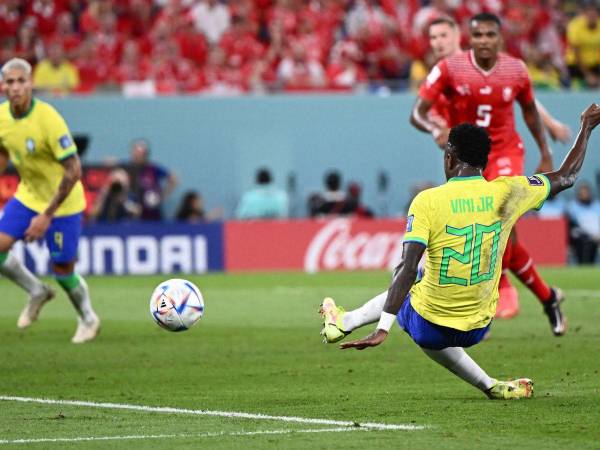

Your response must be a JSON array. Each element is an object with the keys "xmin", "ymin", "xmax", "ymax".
[{"xmin": 419, "ymin": 50, "xmax": 535, "ymax": 164}]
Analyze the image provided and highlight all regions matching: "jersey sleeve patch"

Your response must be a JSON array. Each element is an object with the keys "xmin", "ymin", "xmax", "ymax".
[
  {"xmin": 406, "ymin": 214, "xmax": 414, "ymax": 232},
  {"xmin": 527, "ymin": 175, "xmax": 544, "ymax": 186},
  {"xmin": 59, "ymin": 134, "xmax": 73, "ymax": 149}
]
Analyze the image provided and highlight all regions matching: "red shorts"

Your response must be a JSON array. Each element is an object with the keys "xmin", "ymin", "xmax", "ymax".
[{"xmin": 483, "ymin": 154, "xmax": 524, "ymax": 181}]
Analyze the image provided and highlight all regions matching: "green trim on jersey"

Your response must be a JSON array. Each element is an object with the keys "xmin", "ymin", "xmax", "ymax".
[
  {"xmin": 57, "ymin": 148, "xmax": 78, "ymax": 161},
  {"xmin": 534, "ymin": 174, "xmax": 552, "ymax": 211},
  {"xmin": 404, "ymin": 237, "xmax": 428, "ymax": 247},
  {"xmin": 448, "ymin": 176, "xmax": 485, "ymax": 183},
  {"xmin": 9, "ymin": 98, "xmax": 36, "ymax": 120}
]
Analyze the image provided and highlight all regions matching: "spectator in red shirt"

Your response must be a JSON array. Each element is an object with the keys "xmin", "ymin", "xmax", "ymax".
[
  {"xmin": 290, "ymin": 13, "xmax": 327, "ymax": 64},
  {"xmin": 14, "ymin": 20, "xmax": 45, "ymax": 65},
  {"xmin": 268, "ymin": 0, "xmax": 301, "ymax": 37},
  {"xmin": 112, "ymin": 39, "xmax": 151, "ymax": 83},
  {"xmin": 152, "ymin": 0, "xmax": 190, "ymax": 35},
  {"xmin": 174, "ymin": 14, "xmax": 208, "ymax": 67},
  {"xmin": 92, "ymin": 11, "xmax": 124, "ymax": 66},
  {"xmin": 0, "ymin": 0, "xmax": 23, "ymax": 42},
  {"xmin": 47, "ymin": 11, "xmax": 81, "ymax": 59},
  {"xmin": 27, "ymin": 0, "xmax": 64, "ymax": 37},
  {"xmin": 75, "ymin": 36, "xmax": 112, "ymax": 92},
  {"xmin": 326, "ymin": 41, "xmax": 367, "ymax": 90},
  {"xmin": 80, "ymin": 0, "xmax": 114, "ymax": 35},
  {"xmin": 204, "ymin": 46, "xmax": 247, "ymax": 94},
  {"xmin": 219, "ymin": 15, "xmax": 265, "ymax": 68},
  {"xmin": 123, "ymin": 0, "xmax": 155, "ymax": 39},
  {"xmin": 149, "ymin": 39, "xmax": 204, "ymax": 94}
]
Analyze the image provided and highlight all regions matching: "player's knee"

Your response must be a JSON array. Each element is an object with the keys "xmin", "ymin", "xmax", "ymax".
[
  {"xmin": 51, "ymin": 261, "xmax": 76, "ymax": 276},
  {"xmin": 0, "ymin": 233, "xmax": 16, "ymax": 253}
]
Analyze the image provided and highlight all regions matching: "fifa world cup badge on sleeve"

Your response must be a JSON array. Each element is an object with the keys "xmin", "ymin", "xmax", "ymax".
[
  {"xmin": 59, "ymin": 134, "xmax": 72, "ymax": 149},
  {"xmin": 406, "ymin": 215, "xmax": 414, "ymax": 232},
  {"xmin": 527, "ymin": 176, "xmax": 544, "ymax": 186}
]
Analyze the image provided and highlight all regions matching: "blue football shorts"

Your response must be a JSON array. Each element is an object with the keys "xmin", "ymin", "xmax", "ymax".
[
  {"xmin": 397, "ymin": 295, "xmax": 491, "ymax": 350},
  {"xmin": 0, "ymin": 198, "xmax": 82, "ymax": 264}
]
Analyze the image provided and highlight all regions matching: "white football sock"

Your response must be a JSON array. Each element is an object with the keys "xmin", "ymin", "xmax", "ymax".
[
  {"xmin": 342, "ymin": 291, "xmax": 388, "ymax": 332},
  {"xmin": 0, "ymin": 252, "xmax": 45, "ymax": 296},
  {"xmin": 65, "ymin": 276, "xmax": 96, "ymax": 323},
  {"xmin": 422, "ymin": 347, "xmax": 495, "ymax": 391}
]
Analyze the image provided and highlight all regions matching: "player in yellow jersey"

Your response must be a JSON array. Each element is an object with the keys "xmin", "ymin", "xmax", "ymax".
[
  {"xmin": 0, "ymin": 58, "xmax": 99, "ymax": 343},
  {"xmin": 321, "ymin": 103, "xmax": 600, "ymax": 399}
]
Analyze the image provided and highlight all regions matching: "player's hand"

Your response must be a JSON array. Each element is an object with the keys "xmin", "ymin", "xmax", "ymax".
[
  {"xmin": 535, "ymin": 154, "xmax": 553, "ymax": 174},
  {"xmin": 432, "ymin": 127, "xmax": 450, "ymax": 149},
  {"xmin": 547, "ymin": 120, "xmax": 572, "ymax": 144},
  {"xmin": 581, "ymin": 103, "xmax": 600, "ymax": 130},
  {"xmin": 339, "ymin": 329, "xmax": 388, "ymax": 350},
  {"xmin": 25, "ymin": 214, "xmax": 51, "ymax": 242}
]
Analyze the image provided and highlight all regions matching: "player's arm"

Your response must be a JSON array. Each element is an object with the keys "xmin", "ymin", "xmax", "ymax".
[
  {"xmin": 544, "ymin": 103, "xmax": 600, "ymax": 197},
  {"xmin": 535, "ymin": 99, "xmax": 572, "ymax": 144},
  {"xmin": 411, "ymin": 96, "xmax": 449, "ymax": 149},
  {"xmin": 410, "ymin": 62, "xmax": 450, "ymax": 148},
  {"xmin": 340, "ymin": 241, "xmax": 426, "ymax": 350},
  {"xmin": 24, "ymin": 155, "xmax": 82, "ymax": 242},
  {"xmin": 45, "ymin": 155, "xmax": 82, "ymax": 217},
  {"xmin": 520, "ymin": 99, "xmax": 554, "ymax": 173}
]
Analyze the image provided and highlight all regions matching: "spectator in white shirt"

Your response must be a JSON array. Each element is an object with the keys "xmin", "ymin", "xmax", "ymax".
[{"xmin": 190, "ymin": 0, "xmax": 231, "ymax": 45}]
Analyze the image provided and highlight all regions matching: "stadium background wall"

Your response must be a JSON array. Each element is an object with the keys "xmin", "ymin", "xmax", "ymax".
[{"xmin": 47, "ymin": 92, "xmax": 600, "ymax": 218}]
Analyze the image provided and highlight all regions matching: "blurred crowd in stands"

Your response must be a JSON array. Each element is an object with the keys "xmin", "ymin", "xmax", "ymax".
[{"xmin": 3, "ymin": 0, "xmax": 600, "ymax": 95}]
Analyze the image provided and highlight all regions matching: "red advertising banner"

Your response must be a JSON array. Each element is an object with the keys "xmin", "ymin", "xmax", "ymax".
[{"xmin": 225, "ymin": 217, "xmax": 567, "ymax": 272}]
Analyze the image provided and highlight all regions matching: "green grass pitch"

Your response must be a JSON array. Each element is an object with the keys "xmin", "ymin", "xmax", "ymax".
[{"xmin": 0, "ymin": 268, "xmax": 599, "ymax": 449}]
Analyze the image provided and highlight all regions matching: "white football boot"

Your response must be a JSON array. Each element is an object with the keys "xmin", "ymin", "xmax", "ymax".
[
  {"xmin": 71, "ymin": 312, "xmax": 101, "ymax": 344},
  {"xmin": 17, "ymin": 284, "xmax": 55, "ymax": 329}
]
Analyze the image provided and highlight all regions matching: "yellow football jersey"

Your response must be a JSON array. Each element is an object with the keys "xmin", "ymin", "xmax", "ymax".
[
  {"xmin": 403, "ymin": 175, "xmax": 550, "ymax": 331},
  {"xmin": 0, "ymin": 98, "xmax": 85, "ymax": 216}
]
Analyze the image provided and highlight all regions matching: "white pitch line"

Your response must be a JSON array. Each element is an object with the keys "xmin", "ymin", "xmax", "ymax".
[
  {"xmin": 0, "ymin": 427, "xmax": 370, "ymax": 445},
  {"xmin": 0, "ymin": 395, "xmax": 424, "ymax": 431}
]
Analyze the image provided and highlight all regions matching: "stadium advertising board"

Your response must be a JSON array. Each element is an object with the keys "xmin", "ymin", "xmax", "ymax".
[
  {"xmin": 225, "ymin": 217, "xmax": 567, "ymax": 272},
  {"xmin": 13, "ymin": 222, "xmax": 224, "ymax": 275},
  {"xmin": 226, "ymin": 218, "xmax": 407, "ymax": 272},
  {"xmin": 9, "ymin": 217, "xmax": 566, "ymax": 275}
]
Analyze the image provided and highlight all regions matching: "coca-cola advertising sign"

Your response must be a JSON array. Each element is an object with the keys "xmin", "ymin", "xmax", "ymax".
[
  {"xmin": 225, "ymin": 218, "xmax": 406, "ymax": 272},
  {"xmin": 224, "ymin": 217, "xmax": 567, "ymax": 272},
  {"xmin": 303, "ymin": 219, "xmax": 404, "ymax": 272}
]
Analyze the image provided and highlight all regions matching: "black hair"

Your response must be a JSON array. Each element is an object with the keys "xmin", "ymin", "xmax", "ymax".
[
  {"xmin": 469, "ymin": 12, "xmax": 501, "ymax": 28},
  {"xmin": 428, "ymin": 16, "xmax": 457, "ymax": 31},
  {"xmin": 447, "ymin": 123, "xmax": 491, "ymax": 169},
  {"xmin": 256, "ymin": 168, "xmax": 272, "ymax": 185},
  {"xmin": 325, "ymin": 171, "xmax": 341, "ymax": 191}
]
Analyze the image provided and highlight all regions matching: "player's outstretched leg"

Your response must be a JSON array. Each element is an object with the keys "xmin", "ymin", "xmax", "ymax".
[
  {"xmin": 0, "ymin": 251, "xmax": 55, "ymax": 328},
  {"xmin": 509, "ymin": 240, "xmax": 567, "ymax": 336},
  {"xmin": 319, "ymin": 292, "xmax": 387, "ymax": 343},
  {"xmin": 421, "ymin": 347, "xmax": 533, "ymax": 399},
  {"xmin": 56, "ymin": 273, "xmax": 100, "ymax": 344}
]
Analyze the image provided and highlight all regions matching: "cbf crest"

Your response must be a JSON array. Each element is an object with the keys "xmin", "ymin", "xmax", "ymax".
[{"xmin": 25, "ymin": 137, "xmax": 35, "ymax": 153}]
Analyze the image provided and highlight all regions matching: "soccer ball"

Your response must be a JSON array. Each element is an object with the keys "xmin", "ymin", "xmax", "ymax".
[{"xmin": 149, "ymin": 278, "xmax": 204, "ymax": 332}]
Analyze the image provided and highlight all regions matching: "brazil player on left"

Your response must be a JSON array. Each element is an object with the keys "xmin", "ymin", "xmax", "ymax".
[{"xmin": 0, "ymin": 58, "xmax": 100, "ymax": 343}]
